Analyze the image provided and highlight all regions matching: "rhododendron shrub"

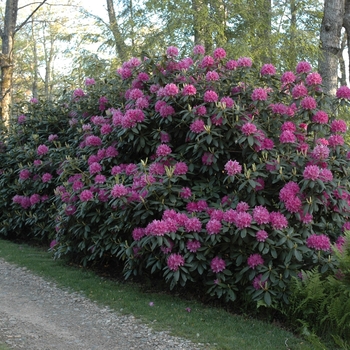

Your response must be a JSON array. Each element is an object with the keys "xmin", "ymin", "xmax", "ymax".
[{"xmin": 2, "ymin": 46, "xmax": 350, "ymax": 306}]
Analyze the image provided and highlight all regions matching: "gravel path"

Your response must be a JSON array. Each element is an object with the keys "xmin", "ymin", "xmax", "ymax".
[{"xmin": 0, "ymin": 258, "xmax": 208, "ymax": 350}]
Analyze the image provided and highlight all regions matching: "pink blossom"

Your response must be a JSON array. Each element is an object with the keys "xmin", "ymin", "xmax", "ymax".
[
  {"xmin": 166, "ymin": 46, "xmax": 179, "ymax": 57},
  {"xmin": 180, "ymin": 187, "xmax": 192, "ymax": 199},
  {"xmin": 280, "ymin": 130, "xmax": 296, "ymax": 143},
  {"xmin": 335, "ymin": 236, "xmax": 346, "ymax": 252},
  {"xmin": 306, "ymin": 72, "xmax": 322, "ymax": 85},
  {"xmin": 167, "ymin": 253, "xmax": 185, "ymax": 271},
  {"xmin": 204, "ymin": 90, "xmax": 218, "ymax": 103},
  {"xmin": 161, "ymin": 240, "xmax": 175, "ymax": 254},
  {"xmin": 226, "ymin": 60, "xmax": 238, "ymax": 70},
  {"xmin": 160, "ymin": 131, "xmax": 170, "ymax": 143},
  {"xmin": 211, "ymin": 257, "xmax": 226, "ymax": 273},
  {"xmin": 241, "ymin": 122, "xmax": 257, "ymax": 135},
  {"xmin": 190, "ymin": 119, "xmax": 205, "ymax": 133},
  {"xmin": 213, "ymin": 48, "xmax": 226, "ymax": 60},
  {"xmin": 281, "ymin": 71, "xmax": 296, "ymax": 84},
  {"xmin": 206, "ymin": 219, "xmax": 222, "ymax": 235},
  {"xmin": 30, "ymin": 194, "xmax": 41, "ymax": 206},
  {"xmin": 156, "ymin": 144, "xmax": 172, "ymax": 157},
  {"xmin": 89, "ymin": 162, "xmax": 102, "ymax": 175},
  {"xmin": 253, "ymin": 206, "xmax": 270, "ymax": 225},
  {"xmin": 237, "ymin": 57, "xmax": 252, "ymax": 67},
  {"xmin": 184, "ymin": 217, "xmax": 202, "ymax": 232},
  {"xmin": 174, "ymin": 162, "xmax": 188, "ymax": 175},
  {"xmin": 202, "ymin": 152, "xmax": 214, "ymax": 165},
  {"xmin": 260, "ymin": 63, "xmax": 276, "ymax": 75},
  {"xmin": 279, "ymin": 182, "xmax": 300, "ymax": 202},
  {"xmin": 19, "ymin": 169, "xmax": 31, "ymax": 180},
  {"xmin": 149, "ymin": 162, "xmax": 165, "ymax": 175},
  {"xmin": 111, "ymin": 184, "xmax": 128, "ymax": 198},
  {"xmin": 303, "ymin": 165, "xmax": 320, "ymax": 180},
  {"xmin": 201, "ymin": 55, "xmax": 214, "ymax": 68},
  {"xmin": 80, "ymin": 189, "xmax": 93, "ymax": 202},
  {"xmin": 95, "ymin": 175, "xmax": 106, "ymax": 184},
  {"xmin": 285, "ymin": 197, "xmax": 302, "ymax": 213},
  {"xmin": 182, "ymin": 85, "xmax": 197, "ymax": 96},
  {"xmin": 251, "ymin": 88, "xmax": 267, "ymax": 101},
  {"xmin": 206, "ymin": 71, "xmax": 220, "ymax": 81},
  {"xmin": 159, "ymin": 104, "xmax": 175, "ymax": 118},
  {"xmin": 253, "ymin": 274, "xmax": 267, "ymax": 290},
  {"xmin": 319, "ymin": 169, "xmax": 333, "ymax": 182},
  {"xmin": 256, "ymin": 230, "xmax": 268, "ymax": 242},
  {"xmin": 336, "ymin": 86, "xmax": 350, "ymax": 99},
  {"xmin": 85, "ymin": 135, "xmax": 102, "ymax": 147},
  {"xmin": 37, "ymin": 144, "xmax": 49, "ymax": 156},
  {"xmin": 260, "ymin": 138, "xmax": 274, "ymax": 150},
  {"xmin": 224, "ymin": 160, "xmax": 242, "ymax": 176},
  {"xmin": 235, "ymin": 212, "xmax": 252, "ymax": 228},
  {"xmin": 193, "ymin": 45, "xmax": 205, "ymax": 55},
  {"xmin": 271, "ymin": 103, "xmax": 287, "ymax": 115},
  {"xmin": 48, "ymin": 134, "xmax": 58, "ymax": 142},
  {"xmin": 236, "ymin": 202, "xmax": 249, "ymax": 212},
  {"xmin": 269, "ymin": 212, "xmax": 288, "ymax": 230},
  {"xmin": 292, "ymin": 84, "xmax": 308, "ymax": 99},
  {"xmin": 42, "ymin": 173, "xmax": 52, "ymax": 183},
  {"xmin": 247, "ymin": 254, "xmax": 264, "ymax": 269},
  {"xmin": 312, "ymin": 110, "xmax": 329, "ymax": 124},
  {"xmin": 281, "ymin": 121, "xmax": 296, "ymax": 132},
  {"xmin": 164, "ymin": 83, "xmax": 179, "ymax": 96},
  {"xmin": 300, "ymin": 212, "xmax": 313, "ymax": 224},
  {"xmin": 223, "ymin": 209, "xmax": 238, "ymax": 223},
  {"xmin": 330, "ymin": 119, "xmax": 347, "ymax": 133},
  {"xmin": 117, "ymin": 67, "xmax": 132, "ymax": 79},
  {"xmin": 17, "ymin": 114, "xmax": 26, "ymax": 124},
  {"xmin": 193, "ymin": 105, "xmax": 207, "ymax": 115},
  {"xmin": 85, "ymin": 77, "xmax": 96, "ymax": 86},
  {"xmin": 328, "ymin": 134, "xmax": 344, "ymax": 147},
  {"xmin": 197, "ymin": 200, "xmax": 208, "ymax": 211},
  {"xmin": 220, "ymin": 96, "xmax": 234, "ymax": 108},
  {"xmin": 33, "ymin": 160, "xmax": 42, "ymax": 166},
  {"xmin": 296, "ymin": 61, "xmax": 311, "ymax": 74},
  {"xmin": 301, "ymin": 96, "xmax": 317, "ymax": 110},
  {"xmin": 311, "ymin": 145, "xmax": 330, "ymax": 160},
  {"xmin": 306, "ymin": 234, "xmax": 330, "ymax": 251}
]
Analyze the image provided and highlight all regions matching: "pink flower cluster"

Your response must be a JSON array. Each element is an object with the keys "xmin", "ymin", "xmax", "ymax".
[
  {"xmin": 211, "ymin": 257, "xmax": 226, "ymax": 273},
  {"xmin": 167, "ymin": 253, "xmax": 185, "ymax": 271},
  {"xmin": 224, "ymin": 160, "xmax": 242, "ymax": 176},
  {"xmin": 306, "ymin": 234, "xmax": 331, "ymax": 251}
]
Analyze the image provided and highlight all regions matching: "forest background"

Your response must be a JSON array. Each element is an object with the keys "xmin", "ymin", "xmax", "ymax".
[{"xmin": 0, "ymin": 0, "xmax": 349, "ymax": 126}]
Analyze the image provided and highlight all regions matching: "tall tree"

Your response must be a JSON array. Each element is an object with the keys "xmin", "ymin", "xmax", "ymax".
[
  {"xmin": 318, "ymin": 0, "xmax": 345, "ymax": 95},
  {"xmin": 0, "ymin": 0, "xmax": 47, "ymax": 125}
]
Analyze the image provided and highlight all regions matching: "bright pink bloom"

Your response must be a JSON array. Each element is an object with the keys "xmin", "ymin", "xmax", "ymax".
[
  {"xmin": 182, "ymin": 85, "xmax": 197, "ymax": 96},
  {"xmin": 37, "ymin": 144, "xmax": 49, "ymax": 156},
  {"xmin": 80, "ymin": 189, "xmax": 93, "ymax": 202},
  {"xmin": 306, "ymin": 72, "xmax": 322, "ymax": 85},
  {"xmin": 184, "ymin": 217, "xmax": 202, "ymax": 232},
  {"xmin": 226, "ymin": 60, "xmax": 238, "ymax": 70},
  {"xmin": 166, "ymin": 46, "xmax": 179, "ymax": 57},
  {"xmin": 224, "ymin": 160, "xmax": 242, "ymax": 176},
  {"xmin": 132, "ymin": 228, "xmax": 146, "ymax": 241},
  {"xmin": 223, "ymin": 209, "xmax": 238, "ymax": 223},
  {"xmin": 301, "ymin": 96, "xmax": 317, "ymax": 110},
  {"xmin": 251, "ymin": 88, "xmax": 267, "ymax": 101},
  {"xmin": 111, "ymin": 184, "xmax": 128, "ymax": 198},
  {"xmin": 281, "ymin": 121, "xmax": 296, "ymax": 132},
  {"xmin": 89, "ymin": 162, "xmax": 102, "ymax": 175},
  {"xmin": 306, "ymin": 234, "xmax": 331, "ymax": 251},
  {"xmin": 206, "ymin": 219, "xmax": 222, "ymax": 235},
  {"xmin": 237, "ymin": 57, "xmax": 252, "ymax": 67},
  {"xmin": 296, "ymin": 61, "xmax": 311, "ymax": 74},
  {"xmin": 72, "ymin": 180, "xmax": 84, "ymax": 191},
  {"xmin": 159, "ymin": 104, "xmax": 175, "ymax": 118},
  {"xmin": 303, "ymin": 165, "xmax": 320, "ymax": 180},
  {"xmin": 193, "ymin": 45, "xmax": 205, "ymax": 55},
  {"xmin": 211, "ymin": 257, "xmax": 226, "ymax": 273},
  {"xmin": 85, "ymin": 135, "xmax": 102, "ymax": 147},
  {"xmin": 260, "ymin": 63, "xmax": 276, "ymax": 75},
  {"xmin": 319, "ymin": 169, "xmax": 333, "ymax": 182},
  {"xmin": 213, "ymin": 48, "xmax": 226, "ymax": 60},
  {"xmin": 42, "ymin": 173, "xmax": 52, "ymax": 183},
  {"xmin": 328, "ymin": 134, "xmax": 344, "ymax": 147},
  {"xmin": 19, "ymin": 169, "xmax": 31, "ymax": 180},
  {"xmin": 48, "ymin": 134, "xmax": 58, "ymax": 142},
  {"xmin": 311, "ymin": 145, "xmax": 330, "ymax": 160},
  {"xmin": 201, "ymin": 55, "xmax": 214, "ymax": 68},
  {"xmin": 256, "ymin": 230, "xmax": 268, "ymax": 242},
  {"xmin": 285, "ymin": 197, "xmax": 302, "ymax": 213},
  {"xmin": 220, "ymin": 96, "xmax": 234, "ymax": 108},
  {"xmin": 202, "ymin": 152, "xmax": 214, "ymax": 165},
  {"xmin": 247, "ymin": 254, "xmax": 264, "ymax": 269},
  {"xmin": 330, "ymin": 119, "xmax": 347, "ymax": 133},
  {"xmin": 186, "ymin": 240, "xmax": 201, "ymax": 253},
  {"xmin": 336, "ymin": 86, "xmax": 350, "ymax": 99},
  {"xmin": 206, "ymin": 71, "xmax": 220, "ymax": 81},
  {"xmin": 292, "ymin": 84, "xmax": 308, "ymax": 99},
  {"xmin": 156, "ymin": 144, "xmax": 172, "ymax": 157},
  {"xmin": 167, "ymin": 253, "xmax": 185, "ymax": 271},
  {"xmin": 271, "ymin": 103, "xmax": 287, "ymax": 115},
  {"xmin": 193, "ymin": 105, "xmax": 206, "ymax": 115},
  {"xmin": 253, "ymin": 274, "xmax": 267, "ymax": 290},
  {"xmin": 160, "ymin": 131, "xmax": 170, "ymax": 143},
  {"xmin": 149, "ymin": 162, "xmax": 165, "ymax": 175},
  {"xmin": 236, "ymin": 202, "xmax": 249, "ymax": 212},
  {"xmin": 190, "ymin": 119, "xmax": 205, "ymax": 133},
  {"xmin": 164, "ymin": 83, "xmax": 179, "ymax": 96},
  {"xmin": 30, "ymin": 194, "xmax": 41, "ymax": 205},
  {"xmin": 174, "ymin": 162, "xmax": 188, "ymax": 175},
  {"xmin": 204, "ymin": 90, "xmax": 218, "ymax": 103},
  {"xmin": 180, "ymin": 187, "xmax": 192, "ymax": 199},
  {"xmin": 312, "ymin": 110, "xmax": 329, "ymax": 124},
  {"xmin": 235, "ymin": 212, "xmax": 252, "ymax": 229},
  {"xmin": 280, "ymin": 130, "xmax": 296, "ymax": 143},
  {"xmin": 253, "ymin": 206, "xmax": 270, "ymax": 225},
  {"xmin": 95, "ymin": 175, "xmax": 106, "ymax": 184},
  {"xmin": 279, "ymin": 182, "xmax": 300, "ymax": 202},
  {"xmin": 241, "ymin": 122, "xmax": 257, "ymax": 135},
  {"xmin": 281, "ymin": 71, "xmax": 296, "ymax": 84},
  {"xmin": 270, "ymin": 212, "xmax": 288, "ymax": 230}
]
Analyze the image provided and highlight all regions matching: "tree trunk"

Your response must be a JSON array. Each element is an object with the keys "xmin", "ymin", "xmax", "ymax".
[
  {"xmin": 1, "ymin": 0, "xmax": 19, "ymax": 126},
  {"xmin": 343, "ymin": 0, "xmax": 350, "ymax": 82},
  {"xmin": 106, "ymin": 0, "xmax": 128, "ymax": 62},
  {"xmin": 318, "ymin": 0, "xmax": 345, "ymax": 95},
  {"xmin": 31, "ymin": 16, "xmax": 38, "ymax": 99},
  {"xmin": 338, "ymin": 31, "xmax": 347, "ymax": 86}
]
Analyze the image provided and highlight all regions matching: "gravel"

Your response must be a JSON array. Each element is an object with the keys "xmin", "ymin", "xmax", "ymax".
[{"xmin": 0, "ymin": 258, "xmax": 209, "ymax": 350}]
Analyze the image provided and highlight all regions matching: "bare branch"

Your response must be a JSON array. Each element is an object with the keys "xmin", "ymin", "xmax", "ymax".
[{"xmin": 15, "ymin": 0, "xmax": 48, "ymax": 34}]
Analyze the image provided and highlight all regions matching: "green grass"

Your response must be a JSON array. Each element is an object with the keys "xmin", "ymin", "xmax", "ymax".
[{"xmin": 0, "ymin": 238, "xmax": 315, "ymax": 350}]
